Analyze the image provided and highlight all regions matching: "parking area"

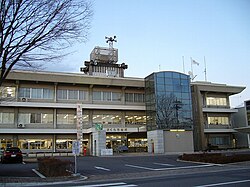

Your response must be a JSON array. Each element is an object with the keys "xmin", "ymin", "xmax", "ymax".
[
  {"xmin": 68, "ymin": 155, "xmax": 216, "ymax": 176},
  {"xmin": 0, "ymin": 162, "xmax": 38, "ymax": 177},
  {"xmin": 0, "ymin": 154, "xmax": 217, "ymax": 178}
]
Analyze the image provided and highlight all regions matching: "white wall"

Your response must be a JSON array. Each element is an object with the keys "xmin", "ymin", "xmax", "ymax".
[
  {"xmin": 92, "ymin": 130, "xmax": 106, "ymax": 156},
  {"xmin": 147, "ymin": 130, "xmax": 164, "ymax": 154}
]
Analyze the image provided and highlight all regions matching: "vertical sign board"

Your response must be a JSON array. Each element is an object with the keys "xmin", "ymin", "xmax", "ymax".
[
  {"xmin": 72, "ymin": 140, "xmax": 81, "ymax": 155},
  {"xmin": 76, "ymin": 104, "xmax": 83, "ymax": 152},
  {"xmin": 72, "ymin": 140, "xmax": 80, "ymax": 174}
]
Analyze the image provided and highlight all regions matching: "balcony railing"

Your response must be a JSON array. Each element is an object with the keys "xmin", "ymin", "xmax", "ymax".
[
  {"xmin": 204, "ymin": 123, "xmax": 232, "ymax": 129},
  {"xmin": 203, "ymin": 105, "xmax": 230, "ymax": 109}
]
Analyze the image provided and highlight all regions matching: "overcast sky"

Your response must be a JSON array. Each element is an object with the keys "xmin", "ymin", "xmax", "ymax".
[{"xmin": 45, "ymin": 0, "xmax": 250, "ymax": 107}]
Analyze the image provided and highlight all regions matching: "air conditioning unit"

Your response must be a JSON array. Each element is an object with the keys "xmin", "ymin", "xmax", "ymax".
[
  {"xmin": 21, "ymin": 97, "xmax": 28, "ymax": 102},
  {"xmin": 17, "ymin": 124, "xmax": 25, "ymax": 128}
]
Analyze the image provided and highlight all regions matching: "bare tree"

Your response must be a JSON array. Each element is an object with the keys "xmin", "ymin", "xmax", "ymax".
[
  {"xmin": 156, "ymin": 94, "xmax": 176, "ymax": 129},
  {"xmin": 156, "ymin": 94, "xmax": 193, "ymax": 129},
  {"xmin": 0, "ymin": 0, "xmax": 93, "ymax": 86}
]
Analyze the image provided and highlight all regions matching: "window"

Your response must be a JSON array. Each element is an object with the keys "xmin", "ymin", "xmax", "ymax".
[
  {"xmin": 18, "ymin": 113, "xmax": 30, "ymax": 124},
  {"xmin": 68, "ymin": 90, "xmax": 78, "ymax": 100},
  {"xmin": 0, "ymin": 113, "xmax": 14, "ymax": 123},
  {"xmin": 103, "ymin": 92, "xmax": 111, "ymax": 101},
  {"xmin": 0, "ymin": 139, "xmax": 13, "ymax": 149},
  {"xmin": 93, "ymin": 91, "xmax": 122, "ymax": 102},
  {"xmin": 0, "ymin": 87, "xmax": 16, "ymax": 98},
  {"xmin": 57, "ymin": 90, "xmax": 67, "ymax": 99},
  {"xmin": 57, "ymin": 114, "xmax": 76, "ymax": 124},
  {"xmin": 125, "ymin": 115, "xmax": 146, "ymax": 125},
  {"xmin": 31, "ymin": 88, "xmax": 42, "ymax": 99},
  {"xmin": 58, "ymin": 89, "xmax": 88, "ymax": 100},
  {"xmin": 93, "ymin": 114, "xmax": 121, "ymax": 125},
  {"xmin": 30, "ymin": 113, "xmax": 41, "ymax": 123},
  {"xmin": 56, "ymin": 139, "xmax": 73, "ymax": 149},
  {"xmin": 125, "ymin": 93, "xmax": 133, "ymax": 102},
  {"xmin": 19, "ymin": 88, "xmax": 30, "ymax": 98},
  {"xmin": 209, "ymin": 136, "xmax": 230, "ymax": 146},
  {"xmin": 43, "ymin": 89, "xmax": 53, "ymax": 99},
  {"xmin": 93, "ymin": 91, "xmax": 102, "ymax": 101},
  {"xmin": 208, "ymin": 116, "xmax": 229, "ymax": 125},
  {"xmin": 206, "ymin": 97, "xmax": 227, "ymax": 106},
  {"xmin": 125, "ymin": 93, "xmax": 144, "ymax": 103},
  {"xmin": 79, "ymin": 91, "xmax": 88, "ymax": 100},
  {"xmin": 19, "ymin": 88, "xmax": 54, "ymax": 99},
  {"xmin": 18, "ymin": 139, "xmax": 52, "ymax": 149},
  {"xmin": 18, "ymin": 113, "xmax": 53, "ymax": 124},
  {"xmin": 42, "ymin": 114, "xmax": 53, "ymax": 124},
  {"xmin": 134, "ymin": 93, "xmax": 144, "ymax": 102},
  {"xmin": 112, "ymin": 92, "xmax": 121, "ymax": 101}
]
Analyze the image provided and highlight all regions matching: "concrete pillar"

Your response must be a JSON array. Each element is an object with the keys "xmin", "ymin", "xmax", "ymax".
[
  {"xmin": 92, "ymin": 130, "xmax": 106, "ymax": 156},
  {"xmin": 248, "ymin": 134, "xmax": 250, "ymax": 149},
  {"xmin": 147, "ymin": 130, "xmax": 164, "ymax": 154}
]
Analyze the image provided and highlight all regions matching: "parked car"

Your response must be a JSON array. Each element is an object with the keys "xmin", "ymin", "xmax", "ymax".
[
  {"xmin": 116, "ymin": 145, "xmax": 128, "ymax": 152},
  {"xmin": 1, "ymin": 147, "xmax": 23, "ymax": 163}
]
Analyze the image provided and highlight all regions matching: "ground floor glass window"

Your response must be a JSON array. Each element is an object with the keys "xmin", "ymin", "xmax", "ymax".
[
  {"xmin": 0, "ymin": 139, "xmax": 13, "ymax": 149},
  {"xmin": 56, "ymin": 139, "xmax": 73, "ymax": 150},
  {"xmin": 18, "ymin": 139, "xmax": 53, "ymax": 150}
]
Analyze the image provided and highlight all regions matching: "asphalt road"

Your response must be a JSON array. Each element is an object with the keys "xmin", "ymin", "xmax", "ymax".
[
  {"xmin": 0, "ymin": 162, "xmax": 37, "ymax": 177},
  {"xmin": 1, "ymin": 154, "xmax": 190, "ymax": 178},
  {"xmin": 67, "ymin": 155, "xmax": 204, "ymax": 176},
  {"xmin": 1, "ymin": 154, "xmax": 250, "ymax": 187},
  {"xmin": 21, "ymin": 165, "xmax": 250, "ymax": 187}
]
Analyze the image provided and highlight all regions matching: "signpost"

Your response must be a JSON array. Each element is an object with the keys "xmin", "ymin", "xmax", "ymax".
[
  {"xmin": 74, "ymin": 103, "xmax": 83, "ymax": 174},
  {"xmin": 72, "ymin": 140, "xmax": 80, "ymax": 174}
]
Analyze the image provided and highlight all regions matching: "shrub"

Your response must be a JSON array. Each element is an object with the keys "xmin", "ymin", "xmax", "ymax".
[
  {"xmin": 38, "ymin": 157, "xmax": 73, "ymax": 177},
  {"xmin": 179, "ymin": 153, "xmax": 250, "ymax": 164}
]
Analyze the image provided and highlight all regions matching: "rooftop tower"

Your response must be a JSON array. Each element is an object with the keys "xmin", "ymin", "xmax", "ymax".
[{"xmin": 80, "ymin": 36, "xmax": 128, "ymax": 77}]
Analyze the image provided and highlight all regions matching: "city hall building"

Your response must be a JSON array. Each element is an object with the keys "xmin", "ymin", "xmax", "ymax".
[{"xmin": 0, "ymin": 45, "xmax": 246, "ymax": 155}]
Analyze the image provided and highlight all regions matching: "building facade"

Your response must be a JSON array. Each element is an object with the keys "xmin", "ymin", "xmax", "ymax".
[
  {"xmin": 145, "ymin": 71, "xmax": 194, "ymax": 153},
  {"xmin": 191, "ymin": 82, "xmax": 245, "ymax": 151},
  {"xmin": 0, "ymin": 70, "xmax": 147, "ymax": 154},
  {"xmin": 232, "ymin": 100, "xmax": 250, "ymax": 148},
  {"xmin": 0, "ymin": 45, "xmax": 247, "ymax": 154}
]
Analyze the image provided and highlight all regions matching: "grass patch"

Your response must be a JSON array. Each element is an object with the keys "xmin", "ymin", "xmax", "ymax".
[{"xmin": 179, "ymin": 153, "xmax": 250, "ymax": 164}]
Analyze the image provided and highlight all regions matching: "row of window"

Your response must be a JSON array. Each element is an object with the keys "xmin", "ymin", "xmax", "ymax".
[
  {"xmin": 207, "ymin": 116, "xmax": 229, "ymax": 125},
  {"xmin": 1, "ymin": 87, "xmax": 144, "ymax": 103},
  {"xmin": 206, "ymin": 97, "xmax": 227, "ymax": 106},
  {"xmin": 0, "ymin": 112, "xmax": 146, "ymax": 125},
  {"xmin": 209, "ymin": 136, "xmax": 230, "ymax": 146},
  {"xmin": 1, "ymin": 138, "xmax": 148, "ymax": 150}
]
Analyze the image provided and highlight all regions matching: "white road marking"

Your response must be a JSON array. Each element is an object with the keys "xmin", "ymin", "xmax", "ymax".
[
  {"xmin": 153, "ymin": 162, "xmax": 174, "ymax": 166},
  {"xmin": 125, "ymin": 164, "xmax": 216, "ymax": 171},
  {"xmin": 22, "ymin": 161, "xmax": 26, "ymax": 165},
  {"xmin": 78, "ymin": 182, "xmax": 126, "ymax": 187},
  {"xmin": 32, "ymin": 169, "xmax": 46, "ymax": 178},
  {"xmin": 114, "ymin": 185, "xmax": 137, "ymax": 187},
  {"xmin": 125, "ymin": 164, "xmax": 155, "ymax": 171},
  {"xmin": 76, "ymin": 182, "xmax": 137, "ymax": 187},
  {"xmin": 154, "ymin": 164, "xmax": 215, "ymax": 171},
  {"xmin": 194, "ymin": 179, "xmax": 250, "ymax": 187},
  {"xmin": 94, "ymin": 166, "xmax": 111, "ymax": 171}
]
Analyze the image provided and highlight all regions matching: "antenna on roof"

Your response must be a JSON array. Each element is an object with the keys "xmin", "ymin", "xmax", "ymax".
[
  {"xmin": 204, "ymin": 56, "xmax": 207, "ymax": 82},
  {"xmin": 105, "ymin": 36, "xmax": 117, "ymax": 49}
]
